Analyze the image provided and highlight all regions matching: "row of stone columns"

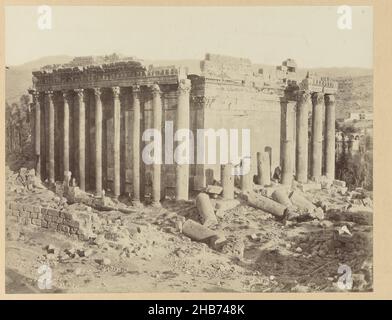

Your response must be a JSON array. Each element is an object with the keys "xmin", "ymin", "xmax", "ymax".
[
  {"xmin": 281, "ymin": 91, "xmax": 336, "ymax": 185},
  {"xmin": 31, "ymin": 80, "xmax": 192, "ymax": 205}
]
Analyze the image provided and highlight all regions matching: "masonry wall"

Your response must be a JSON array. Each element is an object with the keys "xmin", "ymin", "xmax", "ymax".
[
  {"xmin": 6, "ymin": 201, "xmax": 90, "ymax": 241},
  {"xmin": 199, "ymin": 79, "xmax": 282, "ymax": 185}
]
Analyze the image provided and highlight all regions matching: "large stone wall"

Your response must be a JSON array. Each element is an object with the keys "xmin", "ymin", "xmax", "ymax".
[{"xmin": 197, "ymin": 78, "xmax": 283, "ymax": 185}]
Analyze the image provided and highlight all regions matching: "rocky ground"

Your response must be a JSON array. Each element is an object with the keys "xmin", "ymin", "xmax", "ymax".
[{"xmin": 5, "ymin": 167, "xmax": 373, "ymax": 294}]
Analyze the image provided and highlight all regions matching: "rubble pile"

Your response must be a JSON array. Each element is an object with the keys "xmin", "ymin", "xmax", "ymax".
[
  {"xmin": 5, "ymin": 166, "xmax": 373, "ymax": 293},
  {"xmin": 6, "ymin": 166, "xmax": 44, "ymax": 193}
]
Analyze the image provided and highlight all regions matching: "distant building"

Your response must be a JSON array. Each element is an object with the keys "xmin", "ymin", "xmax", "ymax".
[{"xmin": 344, "ymin": 112, "xmax": 373, "ymax": 122}]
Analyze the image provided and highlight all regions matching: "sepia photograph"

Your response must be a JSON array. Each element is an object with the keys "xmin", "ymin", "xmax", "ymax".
[{"xmin": 4, "ymin": 4, "xmax": 373, "ymax": 294}]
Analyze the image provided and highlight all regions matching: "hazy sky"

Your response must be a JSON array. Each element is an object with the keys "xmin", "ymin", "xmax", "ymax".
[{"xmin": 5, "ymin": 6, "xmax": 373, "ymax": 68}]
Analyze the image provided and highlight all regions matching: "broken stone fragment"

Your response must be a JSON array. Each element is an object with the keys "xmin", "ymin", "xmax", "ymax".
[
  {"xmin": 182, "ymin": 219, "xmax": 226, "ymax": 250},
  {"xmin": 205, "ymin": 185, "xmax": 223, "ymax": 195},
  {"xmin": 46, "ymin": 244, "xmax": 58, "ymax": 254},
  {"xmin": 310, "ymin": 207, "xmax": 325, "ymax": 220},
  {"xmin": 333, "ymin": 179, "xmax": 346, "ymax": 188},
  {"xmin": 98, "ymin": 258, "xmax": 111, "ymax": 266}
]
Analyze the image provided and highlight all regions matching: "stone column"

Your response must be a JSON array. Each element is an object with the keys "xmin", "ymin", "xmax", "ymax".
[
  {"xmin": 176, "ymin": 79, "xmax": 191, "ymax": 200},
  {"xmin": 281, "ymin": 101, "xmax": 295, "ymax": 185},
  {"xmin": 112, "ymin": 86, "xmax": 121, "ymax": 198},
  {"xmin": 30, "ymin": 90, "xmax": 41, "ymax": 177},
  {"xmin": 62, "ymin": 91, "xmax": 70, "ymax": 175},
  {"xmin": 151, "ymin": 84, "xmax": 162, "ymax": 206},
  {"xmin": 324, "ymin": 94, "xmax": 336, "ymax": 181},
  {"xmin": 256, "ymin": 151, "xmax": 271, "ymax": 186},
  {"xmin": 47, "ymin": 91, "xmax": 55, "ymax": 184},
  {"xmin": 240, "ymin": 158, "xmax": 252, "ymax": 192},
  {"xmin": 221, "ymin": 164, "xmax": 234, "ymax": 200},
  {"xmin": 94, "ymin": 88, "xmax": 103, "ymax": 196},
  {"xmin": 75, "ymin": 89, "xmax": 86, "ymax": 191},
  {"xmin": 295, "ymin": 91, "xmax": 311, "ymax": 183},
  {"xmin": 311, "ymin": 92, "xmax": 324, "ymax": 182},
  {"xmin": 132, "ymin": 85, "xmax": 142, "ymax": 205}
]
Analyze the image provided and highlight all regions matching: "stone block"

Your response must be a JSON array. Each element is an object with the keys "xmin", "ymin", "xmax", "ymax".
[
  {"xmin": 47, "ymin": 209, "xmax": 60, "ymax": 217},
  {"xmin": 11, "ymin": 203, "xmax": 22, "ymax": 211},
  {"xmin": 32, "ymin": 206, "xmax": 41, "ymax": 213},
  {"xmin": 31, "ymin": 218, "xmax": 41, "ymax": 226},
  {"xmin": 30, "ymin": 212, "xmax": 39, "ymax": 219},
  {"xmin": 41, "ymin": 220, "xmax": 48, "ymax": 228},
  {"xmin": 298, "ymin": 182, "xmax": 321, "ymax": 193},
  {"xmin": 333, "ymin": 180, "xmax": 346, "ymax": 188},
  {"xmin": 63, "ymin": 212, "xmax": 73, "ymax": 220},
  {"xmin": 22, "ymin": 204, "xmax": 32, "ymax": 212},
  {"xmin": 59, "ymin": 224, "xmax": 70, "ymax": 234},
  {"xmin": 17, "ymin": 217, "xmax": 29, "ymax": 225},
  {"xmin": 18, "ymin": 210, "xmax": 29, "ymax": 217},
  {"xmin": 48, "ymin": 222, "xmax": 58, "ymax": 230},
  {"xmin": 67, "ymin": 220, "xmax": 80, "ymax": 228}
]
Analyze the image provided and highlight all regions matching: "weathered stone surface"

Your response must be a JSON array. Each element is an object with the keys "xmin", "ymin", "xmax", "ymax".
[
  {"xmin": 245, "ymin": 192, "xmax": 286, "ymax": 218},
  {"xmin": 196, "ymin": 193, "xmax": 217, "ymax": 226}
]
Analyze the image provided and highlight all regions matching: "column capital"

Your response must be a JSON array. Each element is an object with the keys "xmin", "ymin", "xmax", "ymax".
[
  {"xmin": 62, "ymin": 90, "xmax": 71, "ymax": 101},
  {"xmin": 29, "ymin": 89, "xmax": 40, "ymax": 102},
  {"xmin": 150, "ymin": 83, "xmax": 161, "ymax": 97},
  {"xmin": 178, "ymin": 79, "xmax": 191, "ymax": 94},
  {"xmin": 131, "ymin": 84, "xmax": 141, "ymax": 94},
  {"xmin": 324, "ymin": 94, "xmax": 336, "ymax": 105},
  {"xmin": 297, "ymin": 90, "xmax": 311, "ymax": 105},
  {"xmin": 112, "ymin": 86, "xmax": 121, "ymax": 99},
  {"xmin": 311, "ymin": 91, "xmax": 324, "ymax": 105},
  {"xmin": 75, "ymin": 88, "xmax": 85, "ymax": 100},
  {"xmin": 46, "ymin": 90, "xmax": 54, "ymax": 100},
  {"xmin": 93, "ymin": 87, "xmax": 102, "ymax": 98}
]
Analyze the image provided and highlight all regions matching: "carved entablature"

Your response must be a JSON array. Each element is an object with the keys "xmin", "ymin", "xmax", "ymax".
[
  {"xmin": 32, "ymin": 60, "xmax": 186, "ymax": 91},
  {"xmin": 299, "ymin": 75, "xmax": 338, "ymax": 94}
]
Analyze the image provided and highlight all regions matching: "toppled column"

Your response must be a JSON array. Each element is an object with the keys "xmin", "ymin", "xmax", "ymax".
[
  {"xmin": 246, "ymin": 192, "xmax": 286, "ymax": 218},
  {"xmin": 75, "ymin": 89, "xmax": 86, "ymax": 191},
  {"xmin": 221, "ymin": 164, "xmax": 234, "ymax": 200},
  {"xmin": 311, "ymin": 92, "xmax": 324, "ymax": 182},
  {"xmin": 196, "ymin": 193, "xmax": 217, "ymax": 226},
  {"xmin": 176, "ymin": 79, "xmax": 191, "ymax": 201},
  {"xmin": 151, "ymin": 84, "xmax": 163, "ymax": 206},
  {"xmin": 132, "ymin": 85, "xmax": 142, "ymax": 205},
  {"xmin": 47, "ymin": 90, "xmax": 55, "ymax": 185},
  {"xmin": 281, "ymin": 101, "xmax": 295, "ymax": 186},
  {"xmin": 324, "ymin": 94, "xmax": 336, "ymax": 181},
  {"xmin": 256, "ymin": 151, "xmax": 271, "ymax": 186},
  {"xmin": 182, "ymin": 219, "xmax": 226, "ymax": 250},
  {"xmin": 94, "ymin": 88, "xmax": 103, "ymax": 196},
  {"xmin": 296, "ymin": 91, "xmax": 311, "ymax": 183},
  {"xmin": 271, "ymin": 189, "xmax": 293, "ymax": 207},
  {"xmin": 112, "ymin": 86, "xmax": 121, "ymax": 198},
  {"xmin": 289, "ymin": 190, "xmax": 316, "ymax": 213}
]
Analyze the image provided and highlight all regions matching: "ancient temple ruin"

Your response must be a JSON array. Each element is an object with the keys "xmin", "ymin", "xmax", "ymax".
[{"xmin": 28, "ymin": 53, "xmax": 338, "ymax": 205}]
